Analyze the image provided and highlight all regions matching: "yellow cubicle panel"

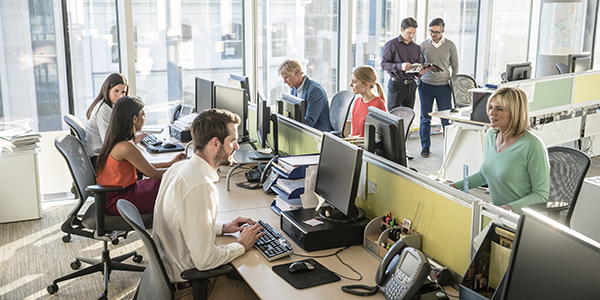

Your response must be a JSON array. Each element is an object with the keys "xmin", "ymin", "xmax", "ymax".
[
  {"xmin": 276, "ymin": 120, "xmax": 320, "ymax": 156},
  {"xmin": 573, "ymin": 72, "xmax": 600, "ymax": 107},
  {"xmin": 358, "ymin": 163, "xmax": 472, "ymax": 274},
  {"xmin": 248, "ymin": 107, "xmax": 258, "ymax": 142}
]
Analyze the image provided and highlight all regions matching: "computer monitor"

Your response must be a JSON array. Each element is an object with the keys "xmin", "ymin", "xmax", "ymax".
[
  {"xmin": 214, "ymin": 84, "xmax": 248, "ymax": 139},
  {"xmin": 568, "ymin": 53, "xmax": 592, "ymax": 73},
  {"xmin": 228, "ymin": 73, "xmax": 251, "ymax": 103},
  {"xmin": 277, "ymin": 93, "xmax": 306, "ymax": 123},
  {"xmin": 195, "ymin": 77, "xmax": 214, "ymax": 114},
  {"xmin": 500, "ymin": 208, "xmax": 600, "ymax": 300},
  {"xmin": 505, "ymin": 62, "xmax": 532, "ymax": 82},
  {"xmin": 364, "ymin": 107, "xmax": 407, "ymax": 167},
  {"xmin": 252, "ymin": 90, "xmax": 278, "ymax": 160},
  {"xmin": 314, "ymin": 132, "xmax": 365, "ymax": 222}
]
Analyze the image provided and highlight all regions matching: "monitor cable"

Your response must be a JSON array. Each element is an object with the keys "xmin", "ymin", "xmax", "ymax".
[{"xmin": 292, "ymin": 246, "xmax": 362, "ymax": 281}]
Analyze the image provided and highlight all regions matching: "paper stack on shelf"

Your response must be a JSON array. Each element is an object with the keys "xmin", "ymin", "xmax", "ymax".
[{"xmin": 0, "ymin": 130, "xmax": 41, "ymax": 151}]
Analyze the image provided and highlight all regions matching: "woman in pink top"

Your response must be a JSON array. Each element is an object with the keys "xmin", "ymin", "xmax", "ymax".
[
  {"xmin": 96, "ymin": 96, "xmax": 187, "ymax": 215},
  {"xmin": 350, "ymin": 65, "xmax": 387, "ymax": 137}
]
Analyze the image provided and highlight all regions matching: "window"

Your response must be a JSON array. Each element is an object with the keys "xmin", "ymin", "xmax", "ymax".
[
  {"xmin": 221, "ymin": 23, "xmax": 243, "ymax": 60},
  {"xmin": 271, "ymin": 22, "xmax": 287, "ymax": 57}
]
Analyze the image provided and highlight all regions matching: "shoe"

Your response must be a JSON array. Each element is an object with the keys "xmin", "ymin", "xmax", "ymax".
[{"xmin": 421, "ymin": 148, "xmax": 430, "ymax": 157}]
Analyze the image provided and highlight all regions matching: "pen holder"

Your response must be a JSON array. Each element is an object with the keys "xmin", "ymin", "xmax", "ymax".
[{"xmin": 363, "ymin": 217, "xmax": 422, "ymax": 260}]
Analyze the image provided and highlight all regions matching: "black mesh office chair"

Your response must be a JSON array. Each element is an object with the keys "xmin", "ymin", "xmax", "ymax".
[
  {"xmin": 48, "ymin": 135, "xmax": 153, "ymax": 300},
  {"xmin": 530, "ymin": 146, "xmax": 590, "ymax": 226},
  {"xmin": 64, "ymin": 114, "xmax": 87, "ymax": 142},
  {"xmin": 448, "ymin": 74, "xmax": 477, "ymax": 108},
  {"xmin": 555, "ymin": 62, "xmax": 569, "ymax": 74},
  {"xmin": 329, "ymin": 90, "xmax": 355, "ymax": 137},
  {"xmin": 390, "ymin": 107, "xmax": 415, "ymax": 160},
  {"xmin": 117, "ymin": 199, "xmax": 234, "ymax": 300}
]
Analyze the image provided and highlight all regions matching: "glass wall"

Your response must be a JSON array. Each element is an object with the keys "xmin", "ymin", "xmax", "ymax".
[{"xmin": 257, "ymin": 0, "xmax": 339, "ymax": 105}]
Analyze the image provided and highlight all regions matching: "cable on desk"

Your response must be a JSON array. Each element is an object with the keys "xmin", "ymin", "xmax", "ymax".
[{"xmin": 292, "ymin": 246, "xmax": 362, "ymax": 281}]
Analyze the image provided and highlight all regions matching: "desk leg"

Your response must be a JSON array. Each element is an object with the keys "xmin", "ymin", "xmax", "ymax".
[
  {"xmin": 226, "ymin": 165, "xmax": 243, "ymax": 191},
  {"xmin": 438, "ymin": 126, "xmax": 463, "ymax": 180}
]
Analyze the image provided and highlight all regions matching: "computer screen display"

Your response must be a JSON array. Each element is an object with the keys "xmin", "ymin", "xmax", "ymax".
[
  {"xmin": 277, "ymin": 93, "xmax": 306, "ymax": 123},
  {"xmin": 257, "ymin": 90, "xmax": 271, "ymax": 149},
  {"xmin": 364, "ymin": 107, "xmax": 407, "ymax": 167},
  {"xmin": 214, "ymin": 84, "xmax": 247, "ymax": 138},
  {"xmin": 500, "ymin": 208, "xmax": 600, "ymax": 300},
  {"xmin": 314, "ymin": 132, "xmax": 364, "ymax": 222},
  {"xmin": 195, "ymin": 77, "xmax": 214, "ymax": 114},
  {"xmin": 505, "ymin": 62, "xmax": 532, "ymax": 82},
  {"xmin": 568, "ymin": 53, "xmax": 592, "ymax": 73}
]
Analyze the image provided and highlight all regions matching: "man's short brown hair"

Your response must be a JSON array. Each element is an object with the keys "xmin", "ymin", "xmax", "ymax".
[{"xmin": 191, "ymin": 108, "xmax": 240, "ymax": 151}]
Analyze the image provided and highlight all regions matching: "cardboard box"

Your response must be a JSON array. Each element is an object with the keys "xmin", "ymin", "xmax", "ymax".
[{"xmin": 459, "ymin": 223, "xmax": 515, "ymax": 300}]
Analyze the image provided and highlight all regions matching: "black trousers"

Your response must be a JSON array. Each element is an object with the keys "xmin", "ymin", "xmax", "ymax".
[{"xmin": 387, "ymin": 78, "xmax": 417, "ymax": 111}]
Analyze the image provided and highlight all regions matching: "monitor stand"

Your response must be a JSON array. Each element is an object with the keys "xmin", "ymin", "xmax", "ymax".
[
  {"xmin": 249, "ymin": 150, "xmax": 275, "ymax": 160},
  {"xmin": 318, "ymin": 206, "xmax": 365, "ymax": 223}
]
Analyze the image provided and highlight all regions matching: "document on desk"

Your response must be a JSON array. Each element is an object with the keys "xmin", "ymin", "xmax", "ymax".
[
  {"xmin": 274, "ymin": 195, "xmax": 303, "ymax": 211},
  {"xmin": 278, "ymin": 155, "xmax": 320, "ymax": 169},
  {"xmin": 276, "ymin": 178, "xmax": 305, "ymax": 195}
]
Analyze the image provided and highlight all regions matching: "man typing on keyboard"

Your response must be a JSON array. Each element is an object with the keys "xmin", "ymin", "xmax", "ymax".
[{"xmin": 153, "ymin": 108, "xmax": 265, "ymax": 300}]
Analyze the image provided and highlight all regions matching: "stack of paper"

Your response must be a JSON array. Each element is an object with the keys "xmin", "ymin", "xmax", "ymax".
[
  {"xmin": 275, "ymin": 178, "xmax": 305, "ymax": 195},
  {"xmin": 274, "ymin": 195, "xmax": 303, "ymax": 211},
  {"xmin": 276, "ymin": 155, "xmax": 320, "ymax": 174},
  {"xmin": 0, "ymin": 130, "xmax": 41, "ymax": 151}
]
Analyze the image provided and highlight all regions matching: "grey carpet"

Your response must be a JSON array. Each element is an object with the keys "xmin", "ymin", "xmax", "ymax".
[{"xmin": 0, "ymin": 202, "xmax": 146, "ymax": 299}]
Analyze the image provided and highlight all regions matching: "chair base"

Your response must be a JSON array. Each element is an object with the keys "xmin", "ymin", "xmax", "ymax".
[{"xmin": 48, "ymin": 241, "xmax": 144, "ymax": 299}]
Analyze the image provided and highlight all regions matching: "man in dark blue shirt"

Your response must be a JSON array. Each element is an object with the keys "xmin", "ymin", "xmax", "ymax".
[
  {"xmin": 381, "ymin": 17, "xmax": 430, "ymax": 110},
  {"xmin": 278, "ymin": 59, "xmax": 334, "ymax": 132}
]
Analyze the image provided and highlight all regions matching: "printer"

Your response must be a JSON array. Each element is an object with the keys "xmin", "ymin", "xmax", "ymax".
[{"xmin": 169, "ymin": 113, "xmax": 196, "ymax": 143}]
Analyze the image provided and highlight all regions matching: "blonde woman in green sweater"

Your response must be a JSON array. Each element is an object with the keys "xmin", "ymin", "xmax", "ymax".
[{"xmin": 451, "ymin": 87, "xmax": 549, "ymax": 213}]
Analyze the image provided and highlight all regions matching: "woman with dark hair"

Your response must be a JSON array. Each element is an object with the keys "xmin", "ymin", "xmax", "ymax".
[
  {"xmin": 96, "ymin": 96, "xmax": 187, "ymax": 215},
  {"xmin": 85, "ymin": 73, "xmax": 146, "ymax": 166}
]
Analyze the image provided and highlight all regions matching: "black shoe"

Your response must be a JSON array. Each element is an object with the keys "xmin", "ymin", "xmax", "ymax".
[
  {"xmin": 421, "ymin": 148, "xmax": 430, "ymax": 157},
  {"xmin": 407, "ymin": 154, "xmax": 414, "ymax": 160}
]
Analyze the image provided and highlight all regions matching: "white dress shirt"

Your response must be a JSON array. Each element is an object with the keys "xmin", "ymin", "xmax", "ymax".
[
  {"xmin": 153, "ymin": 154, "xmax": 245, "ymax": 282},
  {"xmin": 85, "ymin": 101, "xmax": 112, "ymax": 156}
]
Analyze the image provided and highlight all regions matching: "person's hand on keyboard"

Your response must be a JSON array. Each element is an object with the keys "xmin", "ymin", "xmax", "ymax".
[
  {"xmin": 223, "ymin": 216, "xmax": 258, "ymax": 233},
  {"xmin": 134, "ymin": 131, "xmax": 148, "ymax": 144},
  {"xmin": 238, "ymin": 223, "xmax": 266, "ymax": 251}
]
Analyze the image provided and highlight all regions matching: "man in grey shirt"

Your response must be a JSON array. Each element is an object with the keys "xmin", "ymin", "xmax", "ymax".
[{"xmin": 418, "ymin": 18, "xmax": 459, "ymax": 157}]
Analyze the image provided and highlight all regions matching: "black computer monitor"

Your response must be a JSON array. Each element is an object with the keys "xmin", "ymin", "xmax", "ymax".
[
  {"xmin": 568, "ymin": 53, "xmax": 592, "ymax": 73},
  {"xmin": 253, "ymin": 90, "xmax": 278, "ymax": 160},
  {"xmin": 505, "ymin": 62, "xmax": 532, "ymax": 82},
  {"xmin": 500, "ymin": 208, "xmax": 600, "ymax": 300},
  {"xmin": 214, "ymin": 84, "xmax": 248, "ymax": 139},
  {"xmin": 314, "ymin": 132, "xmax": 365, "ymax": 222},
  {"xmin": 228, "ymin": 73, "xmax": 251, "ymax": 103},
  {"xmin": 195, "ymin": 77, "xmax": 214, "ymax": 114},
  {"xmin": 364, "ymin": 107, "xmax": 407, "ymax": 167},
  {"xmin": 277, "ymin": 93, "xmax": 306, "ymax": 123}
]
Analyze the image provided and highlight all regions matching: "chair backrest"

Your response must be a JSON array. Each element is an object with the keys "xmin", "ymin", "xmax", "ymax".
[
  {"xmin": 329, "ymin": 90, "xmax": 355, "ymax": 134},
  {"xmin": 117, "ymin": 199, "xmax": 174, "ymax": 300},
  {"xmin": 448, "ymin": 74, "xmax": 477, "ymax": 108},
  {"xmin": 555, "ymin": 62, "xmax": 569, "ymax": 74},
  {"xmin": 64, "ymin": 114, "xmax": 87, "ymax": 142},
  {"xmin": 55, "ymin": 134, "xmax": 96, "ymax": 202},
  {"xmin": 389, "ymin": 107, "xmax": 415, "ymax": 142},
  {"xmin": 547, "ymin": 146, "xmax": 590, "ymax": 225}
]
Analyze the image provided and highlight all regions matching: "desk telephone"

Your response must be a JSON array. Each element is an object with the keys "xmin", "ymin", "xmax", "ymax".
[{"xmin": 343, "ymin": 241, "xmax": 431, "ymax": 299}]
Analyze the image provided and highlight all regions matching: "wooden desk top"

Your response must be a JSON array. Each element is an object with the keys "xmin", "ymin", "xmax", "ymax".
[{"xmin": 430, "ymin": 109, "xmax": 490, "ymax": 127}]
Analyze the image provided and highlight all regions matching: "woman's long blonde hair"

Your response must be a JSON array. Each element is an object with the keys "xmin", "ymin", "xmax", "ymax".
[{"xmin": 353, "ymin": 65, "xmax": 386, "ymax": 103}]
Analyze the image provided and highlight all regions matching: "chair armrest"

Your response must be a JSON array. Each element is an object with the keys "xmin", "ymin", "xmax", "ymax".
[
  {"xmin": 180, "ymin": 264, "xmax": 234, "ymax": 281},
  {"xmin": 86, "ymin": 185, "xmax": 125, "ymax": 236},
  {"xmin": 86, "ymin": 185, "xmax": 126, "ymax": 193},
  {"xmin": 529, "ymin": 202, "xmax": 569, "ymax": 212},
  {"xmin": 329, "ymin": 130, "xmax": 343, "ymax": 137}
]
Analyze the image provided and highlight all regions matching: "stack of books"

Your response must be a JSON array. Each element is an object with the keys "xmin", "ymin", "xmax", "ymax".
[{"xmin": 0, "ymin": 129, "xmax": 41, "ymax": 151}]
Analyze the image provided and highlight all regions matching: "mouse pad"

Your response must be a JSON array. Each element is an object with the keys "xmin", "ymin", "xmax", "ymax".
[{"xmin": 272, "ymin": 259, "xmax": 340, "ymax": 289}]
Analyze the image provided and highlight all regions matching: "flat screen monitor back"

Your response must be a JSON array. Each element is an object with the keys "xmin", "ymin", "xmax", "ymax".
[
  {"xmin": 568, "ymin": 53, "xmax": 592, "ymax": 73},
  {"xmin": 195, "ymin": 77, "xmax": 214, "ymax": 114},
  {"xmin": 501, "ymin": 208, "xmax": 600, "ymax": 300},
  {"xmin": 278, "ymin": 93, "xmax": 305, "ymax": 123},
  {"xmin": 257, "ymin": 90, "xmax": 270, "ymax": 149},
  {"xmin": 214, "ymin": 84, "xmax": 247, "ymax": 138},
  {"xmin": 228, "ymin": 74, "xmax": 251, "ymax": 103},
  {"xmin": 505, "ymin": 62, "xmax": 532, "ymax": 82},
  {"xmin": 364, "ymin": 107, "xmax": 407, "ymax": 167},
  {"xmin": 315, "ymin": 132, "xmax": 364, "ymax": 222}
]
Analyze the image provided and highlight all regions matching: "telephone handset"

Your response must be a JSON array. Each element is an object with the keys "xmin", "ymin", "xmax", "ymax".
[
  {"xmin": 376, "ymin": 241, "xmax": 431, "ymax": 300},
  {"xmin": 171, "ymin": 104, "xmax": 195, "ymax": 124},
  {"xmin": 261, "ymin": 155, "xmax": 279, "ymax": 193}
]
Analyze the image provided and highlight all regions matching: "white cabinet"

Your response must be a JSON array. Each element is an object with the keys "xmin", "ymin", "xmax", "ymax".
[{"xmin": 0, "ymin": 149, "xmax": 42, "ymax": 223}]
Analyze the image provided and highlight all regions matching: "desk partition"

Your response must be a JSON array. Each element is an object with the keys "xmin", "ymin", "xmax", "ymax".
[{"xmin": 573, "ymin": 71, "xmax": 600, "ymax": 108}]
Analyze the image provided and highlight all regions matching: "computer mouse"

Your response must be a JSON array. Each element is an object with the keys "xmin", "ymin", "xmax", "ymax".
[
  {"xmin": 163, "ymin": 143, "xmax": 177, "ymax": 149},
  {"xmin": 450, "ymin": 108, "xmax": 459, "ymax": 113},
  {"xmin": 288, "ymin": 261, "xmax": 315, "ymax": 273}
]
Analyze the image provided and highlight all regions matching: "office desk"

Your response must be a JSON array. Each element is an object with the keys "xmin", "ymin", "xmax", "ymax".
[{"xmin": 430, "ymin": 109, "xmax": 489, "ymax": 181}]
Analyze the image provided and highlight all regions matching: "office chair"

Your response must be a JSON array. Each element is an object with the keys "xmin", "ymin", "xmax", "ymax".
[
  {"xmin": 117, "ymin": 199, "xmax": 234, "ymax": 300},
  {"xmin": 64, "ymin": 114, "xmax": 87, "ymax": 142},
  {"xmin": 389, "ymin": 107, "xmax": 415, "ymax": 160},
  {"xmin": 329, "ymin": 90, "xmax": 355, "ymax": 137},
  {"xmin": 529, "ymin": 146, "xmax": 590, "ymax": 226},
  {"xmin": 555, "ymin": 62, "xmax": 569, "ymax": 74},
  {"xmin": 448, "ymin": 74, "xmax": 477, "ymax": 108},
  {"xmin": 48, "ymin": 134, "xmax": 153, "ymax": 300}
]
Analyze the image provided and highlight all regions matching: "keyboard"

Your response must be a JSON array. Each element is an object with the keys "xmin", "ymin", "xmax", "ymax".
[
  {"xmin": 254, "ymin": 220, "xmax": 293, "ymax": 261},
  {"xmin": 141, "ymin": 132, "xmax": 163, "ymax": 147},
  {"xmin": 140, "ymin": 132, "xmax": 184, "ymax": 153}
]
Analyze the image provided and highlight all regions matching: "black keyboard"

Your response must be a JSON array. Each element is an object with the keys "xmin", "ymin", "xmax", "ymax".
[
  {"xmin": 140, "ymin": 132, "xmax": 184, "ymax": 153},
  {"xmin": 141, "ymin": 132, "xmax": 163, "ymax": 147},
  {"xmin": 254, "ymin": 220, "xmax": 293, "ymax": 261}
]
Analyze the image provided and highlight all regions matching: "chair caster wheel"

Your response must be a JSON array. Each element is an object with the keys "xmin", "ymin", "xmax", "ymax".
[
  {"xmin": 47, "ymin": 283, "xmax": 58, "ymax": 294},
  {"xmin": 133, "ymin": 254, "xmax": 143, "ymax": 263},
  {"xmin": 98, "ymin": 293, "xmax": 107, "ymax": 300},
  {"xmin": 62, "ymin": 234, "xmax": 72, "ymax": 243},
  {"xmin": 111, "ymin": 239, "xmax": 119, "ymax": 245},
  {"xmin": 70, "ymin": 259, "xmax": 81, "ymax": 270}
]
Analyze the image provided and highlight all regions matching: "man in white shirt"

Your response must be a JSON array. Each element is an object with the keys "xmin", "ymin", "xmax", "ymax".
[{"xmin": 153, "ymin": 108, "xmax": 264, "ymax": 300}]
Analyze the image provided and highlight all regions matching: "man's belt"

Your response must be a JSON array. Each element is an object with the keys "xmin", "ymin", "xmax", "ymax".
[
  {"xmin": 172, "ymin": 281, "xmax": 193, "ymax": 291},
  {"xmin": 391, "ymin": 77, "xmax": 415, "ymax": 85}
]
